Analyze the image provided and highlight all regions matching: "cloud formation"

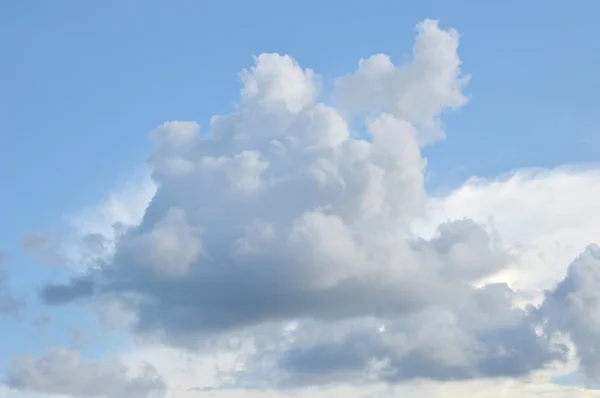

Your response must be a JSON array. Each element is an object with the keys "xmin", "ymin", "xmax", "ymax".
[
  {"xmin": 416, "ymin": 167, "xmax": 600, "ymax": 297},
  {"xmin": 334, "ymin": 19, "xmax": 469, "ymax": 145},
  {"xmin": 540, "ymin": 245, "xmax": 600, "ymax": 384},
  {"xmin": 4, "ymin": 348, "xmax": 166, "ymax": 398},
  {"xmin": 31, "ymin": 19, "xmax": 600, "ymax": 392}
]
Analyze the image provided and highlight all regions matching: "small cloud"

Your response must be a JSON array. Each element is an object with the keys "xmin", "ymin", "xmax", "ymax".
[
  {"xmin": 20, "ymin": 232, "xmax": 67, "ymax": 267},
  {"xmin": 0, "ymin": 251, "xmax": 25, "ymax": 316}
]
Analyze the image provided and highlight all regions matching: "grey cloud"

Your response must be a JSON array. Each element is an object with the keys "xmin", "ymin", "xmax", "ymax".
[
  {"xmin": 0, "ymin": 252, "xmax": 24, "ymax": 315},
  {"xmin": 0, "ymin": 293, "xmax": 23, "ymax": 316},
  {"xmin": 539, "ymin": 244, "xmax": 600, "ymax": 383},
  {"xmin": 22, "ymin": 231, "xmax": 112, "ymax": 270},
  {"xmin": 40, "ymin": 276, "xmax": 95, "ymax": 305},
  {"xmin": 4, "ymin": 347, "xmax": 166, "ymax": 398},
  {"xmin": 268, "ymin": 246, "xmax": 600, "ymax": 387},
  {"xmin": 21, "ymin": 232, "xmax": 67, "ymax": 267},
  {"xmin": 258, "ymin": 284, "xmax": 565, "ymax": 387},
  {"xmin": 40, "ymin": 20, "xmax": 478, "ymax": 345},
  {"xmin": 410, "ymin": 218, "xmax": 508, "ymax": 283},
  {"xmin": 43, "ymin": 219, "xmax": 503, "ymax": 340}
]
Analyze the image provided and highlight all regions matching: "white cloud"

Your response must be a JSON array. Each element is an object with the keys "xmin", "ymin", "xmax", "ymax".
[
  {"xmin": 4, "ymin": 348, "xmax": 166, "ymax": 398},
  {"xmin": 20, "ymin": 172, "xmax": 156, "ymax": 272},
  {"xmin": 413, "ymin": 167, "xmax": 600, "ymax": 300},
  {"xmin": 114, "ymin": 341, "xmax": 594, "ymax": 398},
  {"xmin": 15, "ymin": 18, "xmax": 600, "ymax": 398},
  {"xmin": 48, "ymin": 164, "xmax": 600, "ymax": 397},
  {"xmin": 334, "ymin": 19, "xmax": 469, "ymax": 145},
  {"xmin": 69, "ymin": 172, "xmax": 156, "ymax": 240}
]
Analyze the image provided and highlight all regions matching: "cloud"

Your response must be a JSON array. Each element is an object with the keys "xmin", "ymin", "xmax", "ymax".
[
  {"xmin": 334, "ymin": 19, "xmax": 469, "ymax": 145},
  {"xmin": 414, "ymin": 167, "xmax": 600, "ymax": 298},
  {"xmin": 20, "ymin": 232, "xmax": 70, "ymax": 269},
  {"xmin": 0, "ymin": 252, "xmax": 24, "ymax": 316},
  {"xmin": 270, "ymin": 287, "xmax": 560, "ymax": 386},
  {"xmin": 40, "ymin": 276, "xmax": 96, "ymax": 305},
  {"xmin": 34, "ymin": 18, "xmax": 600, "ymax": 391},
  {"xmin": 114, "ymin": 342, "xmax": 592, "ymax": 398},
  {"xmin": 21, "ymin": 174, "xmax": 156, "ymax": 272},
  {"xmin": 4, "ymin": 348, "xmax": 166, "ymax": 398},
  {"xmin": 69, "ymin": 173, "xmax": 156, "ymax": 240},
  {"xmin": 540, "ymin": 245, "xmax": 600, "ymax": 384}
]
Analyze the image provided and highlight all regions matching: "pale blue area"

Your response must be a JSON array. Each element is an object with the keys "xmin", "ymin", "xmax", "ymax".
[
  {"xmin": 1, "ymin": 0, "xmax": 598, "ymax": 381},
  {"xmin": 554, "ymin": 372, "xmax": 600, "ymax": 390},
  {"xmin": 553, "ymin": 371, "xmax": 583, "ymax": 386}
]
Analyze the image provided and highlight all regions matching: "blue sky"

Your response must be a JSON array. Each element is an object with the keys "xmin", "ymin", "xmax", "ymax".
[
  {"xmin": 1, "ymin": 1, "xmax": 600, "ymax": 397},
  {"xmin": 2, "ymin": 0, "xmax": 598, "ymax": 235}
]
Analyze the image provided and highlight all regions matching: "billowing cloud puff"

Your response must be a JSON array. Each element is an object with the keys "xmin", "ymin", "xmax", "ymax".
[
  {"xmin": 539, "ymin": 245, "xmax": 600, "ymax": 384},
  {"xmin": 416, "ymin": 168, "xmax": 600, "ymax": 297},
  {"xmin": 334, "ymin": 19, "xmax": 469, "ymax": 144},
  {"xmin": 35, "ymin": 19, "xmax": 600, "ymax": 390}
]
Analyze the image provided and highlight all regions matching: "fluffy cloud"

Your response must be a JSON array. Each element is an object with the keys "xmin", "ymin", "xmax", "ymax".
[
  {"xmin": 4, "ymin": 348, "xmax": 166, "ymax": 398},
  {"xmin": 414, "ymin": 167, "xmax": 600, "ymax": 300},
  {"xmin": 27, "ymin": 18, "xmax": 600, "ymax": 394},
  {"xmin": 334, "ymin": 19, "xmax": 469, "ymax": 145},
  {"xmin": 540, "ymin": 245, "xmax": 600, "ymax": 384},
  {"xmin": 21, "ymin": 175, "xmax": 156, "ymax": 272}
]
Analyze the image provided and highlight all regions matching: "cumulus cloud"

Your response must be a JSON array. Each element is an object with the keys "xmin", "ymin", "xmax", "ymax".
[
  {"xmin": 269, "ymin": 287, "xmax": 560, "ymax": 386},
  {"xmin": 414, "ymin": 167, "xmax": 600, "ymax": 299},
  {"xmin": 539, "ymin": 245, "xmax": 600, "ymax": 384},
  {"xmin": 21, "ymin": 174, "xmax": 156, "ymax": 272},
  {"xmin": 113, "ymin": 342, "xmax": 590, "ymax": 398},
  {"xmin": 34, "ymin": 18, "xmax": 600, "ymax": 392},
  {"xmin": 4, "ymin": 348, "xmax": 166, "ymax": 398},
  {"xmin": 334, "ymin": 19, "xmax": 469, "ymax": 144}
]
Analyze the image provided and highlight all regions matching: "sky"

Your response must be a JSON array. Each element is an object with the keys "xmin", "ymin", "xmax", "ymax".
[{"xmin": 1, "ymin": 1, "xmax": 600, "ymax": 397}]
